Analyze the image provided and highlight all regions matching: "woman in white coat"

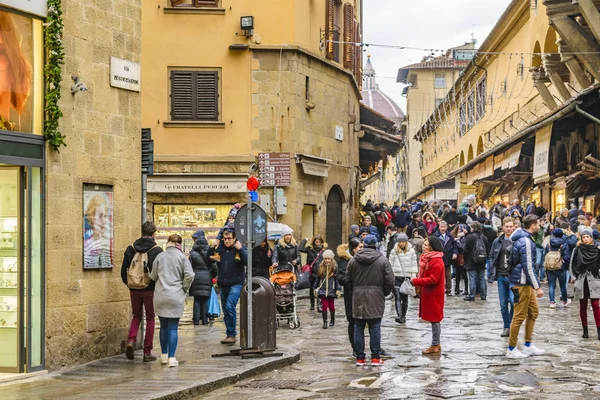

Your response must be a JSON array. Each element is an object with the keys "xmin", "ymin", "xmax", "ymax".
[
  {"xmin": 150, "ymin": 234, "xmax": 194, "ymax": 367},
  {"xmin": 389, "ymin": 233, "xmax": 419, "ymax": 323}
]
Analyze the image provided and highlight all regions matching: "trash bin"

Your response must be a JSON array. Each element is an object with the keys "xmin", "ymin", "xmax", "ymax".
[{"xmin": 240, "ymin": 277, "xmax": 276, "ymax": 351}]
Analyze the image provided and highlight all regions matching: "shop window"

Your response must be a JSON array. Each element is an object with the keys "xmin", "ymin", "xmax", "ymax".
[
  {"xmin": 169, "ymin": 69, "xmax": 220, "ymax": 121},
  {"xmin": 467, "ymin": 92, "xmax": 476, "ymax": 129},
  {"xmin": 476, "ymin": 78, "xmax": 486, "ymax": 120}
]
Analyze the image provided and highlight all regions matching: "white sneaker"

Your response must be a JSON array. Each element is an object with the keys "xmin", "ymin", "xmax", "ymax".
[
  {"xmin": 521, "ymin": 343, "xmax": 545, "ymax": 356},
  {"xmin": 161, "ymin": 354, "xmax": 168, "ymax": 365},
  {"xmin": 562, "ymin": 299, "xmax": 572, "ymax": 307},
  {"xmin": 506, "ymin": 347, "xmax": 529, "ymax": 358},
  {"xmin": 168, "ymin": 357, "xmax": 179, "ymax": 367},
  {"xmin": 549, "ymin": 302, "xmax": 556, "ymax": 309}
]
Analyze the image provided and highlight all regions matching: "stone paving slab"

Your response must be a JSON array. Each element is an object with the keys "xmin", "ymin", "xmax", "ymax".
[{"xmin": 0, "ymin": 307, "xmax": 299, "ymax": 400}]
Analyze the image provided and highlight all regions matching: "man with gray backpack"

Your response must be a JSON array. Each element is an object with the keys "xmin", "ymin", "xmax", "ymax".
[{"xmin": 120, "ymin": 221, "xmax": 163, "ymax": 362}]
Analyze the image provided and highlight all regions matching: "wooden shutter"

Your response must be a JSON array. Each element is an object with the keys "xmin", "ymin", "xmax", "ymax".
[
  {"xmin": 171, "ymin": 71, "xmax": 194, "ymax": 121},
  {"xmin": 196, "ymin": 71, "xmax": 219, "ymax": 121},
  {"xmin": 343, "ymin": 4, "xmax": 354, "ymax": 69},
  {"xmin": 355, "ymin": 23, "xmax": 362, "ymax": 88},
  {"xmin": 325, "ymin": 0, "xmax": 335, "ymax": 60}
]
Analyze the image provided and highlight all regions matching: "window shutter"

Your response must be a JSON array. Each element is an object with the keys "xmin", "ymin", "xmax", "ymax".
[
  {"xmin": 326, "ymin": 0, "xmax": 335, "ymax": 60},
  {"xmin": 196, "ymin": 71, "xmax": 219, "ymax": 121},
  {"xmin": 171, "ymin": 0, "xmax": 185, "ymax": 6},
  {"xmin": 343, "ymin": 4, "xmax": 354, "ymax": 69},
  {"xmin": 171, "ymin": 71, "xmax": 194, "ymax": 121},
  {"xmin": 355, "ymin": 23, "xmax": 362, "ymax": 88}
]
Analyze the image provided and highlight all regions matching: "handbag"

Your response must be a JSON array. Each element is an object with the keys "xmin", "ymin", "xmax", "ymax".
[
  {"xmin": 208, "ymin": 286, "xmax": 221, "ymax": 317},
  {"xmin": 301, "ymin": 249, "xmax": 323, "ymax": 273},
  {"xmin": 397, "ymin": 251, "xmax": 417, "ymax": 297},
  {"xmin": 296, "ymin": 271, "xmax": 311, "ymax": 290}
]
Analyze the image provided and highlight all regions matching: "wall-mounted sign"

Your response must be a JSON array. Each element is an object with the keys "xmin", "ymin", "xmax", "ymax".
[
  {"xmin": 301, "ymin": 160, "xmax": 329, "ymax": 177},
  {"xmin": 147, "ymin": 176, "xmax": 247, "ymax": 193},
  {"xmin": 110, "ymin": 57, "xmax": 141, "ymax": 92},
  {"xmin": 258, "ymin": 153, "xmax": 291, "ymax": 187},
  {"xmin": 335, "ymin": 125, "xmax": 344, "ymax": 141},
  {"xmin": 2, "ymin": 0, "xmax": 47, "ymax": 17}
]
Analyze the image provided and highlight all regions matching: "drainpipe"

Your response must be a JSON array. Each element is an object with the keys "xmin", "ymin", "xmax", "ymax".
[{"xmin": 576, "ymin": 104, "xmax": 600, "ymax": 125}]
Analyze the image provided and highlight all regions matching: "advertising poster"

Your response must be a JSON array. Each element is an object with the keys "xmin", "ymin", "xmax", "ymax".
[
  {"xmin": 83, "ymin": 184, "xmax": 114, "ymax": 269},
  {"xmin": 0, "ymin": 10, "xmax": 33, "ymax": 133}
]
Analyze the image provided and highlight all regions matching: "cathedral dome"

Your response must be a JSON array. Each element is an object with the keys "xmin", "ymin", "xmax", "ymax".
[{"xmin": 361, "ymin": 56, "xmax": 405, "ymax": 123}]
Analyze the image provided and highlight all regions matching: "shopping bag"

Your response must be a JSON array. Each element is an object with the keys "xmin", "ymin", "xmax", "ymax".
[
  {"xmin": 208, "ymin": 286, "xmax": 221, "ymax": 318},
  {"xmin": 399, "ymin": 279, "xmax": 416, "ymax": 297},
  {"xmin": 295, "ymin": 271, "xmax": 311, "ymax": 290}
]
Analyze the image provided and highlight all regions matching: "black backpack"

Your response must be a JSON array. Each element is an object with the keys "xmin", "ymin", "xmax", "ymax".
[{"xmin": 471, "ymin": 234, "xmax": 487, "ymax": 264}]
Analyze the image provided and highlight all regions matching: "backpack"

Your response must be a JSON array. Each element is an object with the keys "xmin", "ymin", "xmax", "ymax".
[
  {"xmin": 384, "ymin": 211, "xmax": 393, "ymax": 227},
  {"xmin": 127, "ymin": 243, "xmax": 158, "ymax": 289},
  {"xmin": 376, "ymin": 212, "xmax": 387, "ymax": 228},
  {"xmin": 470, "ymin": 234, "xmax": 487, "ymax": 264},
  {"xmin": 544, "ymin": 247, "xmax": 563, "ymax": 271}
]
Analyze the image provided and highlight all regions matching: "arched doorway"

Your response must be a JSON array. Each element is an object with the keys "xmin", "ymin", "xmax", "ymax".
[{"xmin": 326, "ymin": 185, "xmax": 344, "ymax": 251}]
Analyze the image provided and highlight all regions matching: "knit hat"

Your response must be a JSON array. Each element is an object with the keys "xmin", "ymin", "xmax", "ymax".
[
  {"xmin": 397, "ymin": 233, "xmax": 409, "ymax": 242},
  {"xmin": 427, "ymin": 236, "xmax": 444, "ymax": 252},
  {"xmin": 551, "ymin": 228, "xmax": 563, "ymax": 238},
  {"xmin": 363, "ymin": 234, "xmax": 378, "ymax": 247},
  {"xmin": 322, "ymin": 249, "xmax": 335, "ymax": 259},
  {"xmin": 351, "ymin": 224, "xmax": 359, "ymax": 231},
  {"xmin": 580, "ymin": 227, "xmax": 593, "ymax": 238},
  {"xmin": 282, "ymin": 226, "xmax": 294, "ymax": 236},
  {"xmin": 359, "ymin": 226, "xmax": 371, "ymax": 235},
  {"xmin": 192, "ymin": 230, "xmax": 205, "ymax": 239}
]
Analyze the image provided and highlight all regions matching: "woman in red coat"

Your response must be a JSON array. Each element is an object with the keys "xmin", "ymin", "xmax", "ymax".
[{"xmin": 411, "ymin": 236, "xmax": 445, "ymax": 355}]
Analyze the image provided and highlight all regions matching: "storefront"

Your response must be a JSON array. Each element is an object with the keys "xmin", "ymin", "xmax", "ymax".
[{"xmin": 0, "ymin": 2, "xmax": 46, "ymax": 373}]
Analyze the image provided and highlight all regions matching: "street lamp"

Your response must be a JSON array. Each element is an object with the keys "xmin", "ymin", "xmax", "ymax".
[{"xmin": 241, "ymin": 16, "xmax": 254, "ymax": 37}]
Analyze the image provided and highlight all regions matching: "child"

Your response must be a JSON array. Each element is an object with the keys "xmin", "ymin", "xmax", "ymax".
[{"xmin": 313, "ymin": 250, "xmax": 341, "ymax": 329}]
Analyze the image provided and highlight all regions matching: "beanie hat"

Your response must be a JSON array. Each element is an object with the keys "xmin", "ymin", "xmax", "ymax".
[
  {"xmin": 581, "ymin": 227, "xmax": 593, "ymax": 238},
  {"xmin": 551, "ymin": 228, "xmax": 563, "ymax": 238},
  {"xmin": 427, "ymin": 236, "xmax": 444, "ymax": 252},
  {"xmin": 363, "ymin": 234, "xmax": 378, "ymax": 247},
  {"xmin": 192, "ymin": 230, "xmax": 205, "ymax": 239},
  {"xmin": 282, "ymin": 226, "xmax": 294, "ymax": 236},
  {"xmin": 351, "ymin": 224, "xmax": 359, "ymax": 231},
  {"xmin": 397, "ymin": 233, "xmax": 409, "ymax": 242},
  {"xmin": 322, "ymin": 249, "xmax": 335, "ymax": 259},
  {"xmin": 359, "ymin": 226, "xmax": 371, "ymax": 235}
]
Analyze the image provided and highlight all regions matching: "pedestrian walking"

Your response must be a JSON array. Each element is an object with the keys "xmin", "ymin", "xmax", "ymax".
[
  {"xmin": 337, "ymin": 238, "xmax": 364, "ymax": 352},
  {"xmin": 314, "ymin": 249, "xmax": 341, "ymax": 329},
  {"xmin": 300, "ymin": 234, "xmax": 327, "ymax": 311},
  {"xmin": 463, "ymin": 222, "xmax": 489, "ymax": 301},
  {"xmin": 395, "ymin": 203, "xmax": 411, "ymax": 233},
  {"xmin": 121, "ymin": 221, "xmax": 163, "ymax": 362},
  {"xmin": 409, "ymin": 227, "xmax": 426, "ymax": 260},
  {"xmin": 544, "ymin": 229, "xmax": 570, "ymax": 309},
  {"xmin": 451, "ymin": 217, "xmax": 470, "ymax": 296},
  {"xmin": 488, "ymin": 217, "xmax": 516, "ymax": 337},
  {"xmin": 272, "ymin": 227, "xmax": 301, "ymax": 270},
  {"xmin": 208, "ymin": 228, "xmax": 248, "ymax": 345},
  {"xmin": 189, "ymin": 230, "xmax": 218, "ymax": 325},
  {"xmin": 570, "ymin": 228, "xmax": 600, "ymax": 339},
  {"xmin": 433, "ymin": 221, "xmax": 457, "ymax": 295},
  {"xmin": 150, "ymin": 234, "xmax": 194, "ymax": 367},
  {"xmin": 348, "ymin": 224, "xmax": 360, "ymax": 241},
  {"xmin": 386, "ymin": 223, "xmax": 399, "ymax": 258},
  {"xmin": 252, "ymin": 239, "xmax": 272, "ymax": 279},
  {"xmin": 347, "ymin": 235, "xmax": 395, "ymax": 366},
  {"xmin": 411, "ymin": 236, "xmax": 445, "ymax": 354},
  {"xmin": 506, "ymin": 215, "xmax": 545, "ymax": 358},
  {"xmin": 389, "ymin": 233, "xmax": 418, "ymax": 323},
  {"xmin": 361, "ymin": 215, "xmax": 380, "ymax": 241}
]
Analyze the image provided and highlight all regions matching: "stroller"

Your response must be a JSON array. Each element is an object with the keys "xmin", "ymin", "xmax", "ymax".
[{"xmin": 270, "ymin": 263, "xmax": 301, "ymax": 329}]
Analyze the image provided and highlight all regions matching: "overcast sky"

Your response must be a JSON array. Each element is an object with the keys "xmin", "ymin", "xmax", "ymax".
[{"xmin": 363, "ymin": 0, "xmax": 512, "ymax": 111}]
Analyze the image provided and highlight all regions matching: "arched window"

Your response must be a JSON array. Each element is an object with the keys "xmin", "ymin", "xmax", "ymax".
[
  {"xmin": 459, "ymin": 151, "xmax": 465, "ymax": 167},
  {"xmin": 477, "ymin": 136, "xmax": 484, "ymax": 155},
  {"xmin": 467, "ymin": 144, "xmax": 474, "ymax": 162}
]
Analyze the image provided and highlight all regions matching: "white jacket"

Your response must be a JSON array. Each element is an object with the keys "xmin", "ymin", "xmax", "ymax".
[{"xmin": 389, "ymin": 243, "xmax": 419, "ymax": 278}]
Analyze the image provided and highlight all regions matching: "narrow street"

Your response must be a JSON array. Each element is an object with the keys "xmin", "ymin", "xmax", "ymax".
[{"xmin": 203, "ymin": 285, "xmax": 600, "ymax": 399}]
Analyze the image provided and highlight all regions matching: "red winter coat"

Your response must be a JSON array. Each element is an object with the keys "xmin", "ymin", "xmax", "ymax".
[{"xmin": 411, "ymin": 252, "xmax": 445, "ymax": 323}]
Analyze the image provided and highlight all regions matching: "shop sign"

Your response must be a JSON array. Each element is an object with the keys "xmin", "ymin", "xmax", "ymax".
[
  {"xmin": 435, "ymin": 188, "xmax": 456, "ymax": 200},
  {"xmin": 110, "ymin": 57, "xmax": 141, "ymax": 92},
  {"xmin": 2, "ymin": 0, "xmax": 47, "ymax": 17},
  {"xmin": 533, "ymin": 125, "xmax": 552, "ymax": 182},
  {"xmin": 301, "ymin": 160, "xmax": 329, "ymax": 177},
  {"xmin": 147, "ymin": 176, "xmax": 247, "ymax": 193}
]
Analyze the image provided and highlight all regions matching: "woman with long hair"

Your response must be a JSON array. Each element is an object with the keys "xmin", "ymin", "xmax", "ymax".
[
  {"xmin": 150, "ymin": 234, "xmax": 194, "ymax": 367},
  {"xmin": 571, "ymin": 228, "xmax": 600, "ymax": 339},
  {"xmin": 411, "ymin": 236, "xmax": 445, "ymax": 354},
  {"xmin": 313, "ymin": 250, "xmax": 340, "ymax": 329}
]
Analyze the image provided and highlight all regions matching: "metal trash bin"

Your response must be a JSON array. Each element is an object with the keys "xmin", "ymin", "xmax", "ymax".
[{"xmin": 240, "ymin": 277, "xmax": 276, "ymax": 351}]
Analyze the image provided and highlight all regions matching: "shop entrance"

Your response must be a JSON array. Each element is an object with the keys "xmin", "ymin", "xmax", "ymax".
[{"xmin": 326, "ymin": 186, "xmax": 344, "ymax": 251}]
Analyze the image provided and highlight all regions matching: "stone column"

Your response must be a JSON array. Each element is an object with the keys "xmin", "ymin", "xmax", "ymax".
[
  {"xmin": 544, "ymin": 54, "xmax": 572, "ymax": 102},
  {"xmin": 558, "ymin": 38, "xmax": 592, "ymax": 88},
  {"xmin": 531, "ymin": 67, "xmax": 558, "ymax": 109},
  {"xmin": 551, "ymin": 15, "xmax": 600, "ymax": 82},
  {"xmin": 574, "ymin": 0, "xmax": 600, "ymax": 44}
]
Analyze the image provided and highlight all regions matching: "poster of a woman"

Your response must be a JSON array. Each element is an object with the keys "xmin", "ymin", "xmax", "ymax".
[
  {"xmin": 0, "ymin": 10, "xmax": 33, "ymax": 132},
  {"xmin": 83, "ymin": 187, "xmax": 114, "ymax": 269}
]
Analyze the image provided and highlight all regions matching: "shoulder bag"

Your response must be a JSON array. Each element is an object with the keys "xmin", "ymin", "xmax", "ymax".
[
  {"xmin": 397, "ymin": 253, "xmax": 417, "ymax": 297},
  {"xmin": 301, "ymin": 249, "xmax": 323, "ymax": 273}
]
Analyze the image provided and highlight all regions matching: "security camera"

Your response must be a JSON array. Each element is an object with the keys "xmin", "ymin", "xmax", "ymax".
[
  {"xmin": 71, "ymin": 75, "xmax": 88, "ymax": 95},
  {"xmin": 248, "ymin": 163, "xmax": 258, "ymax": 174}
]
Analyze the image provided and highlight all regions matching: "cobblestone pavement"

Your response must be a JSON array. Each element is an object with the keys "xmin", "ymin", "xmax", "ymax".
[{"xmin": 201, "ymin": 284, "xmax": 600, "ymax": 400}]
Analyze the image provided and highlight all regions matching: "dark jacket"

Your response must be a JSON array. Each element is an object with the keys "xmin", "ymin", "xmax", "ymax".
[
  {"xmin": 443, "ymin": 211, "xmax": 458, "ymax": 227},
  {"xmin": 407, "ymin": 221, "xmax": 424, "ymax": 239},
  {"xmin": 562, "ymin": 231, "xmax": 578, "ymax": 264},
  {"xmin": 272, "ymin": 238, "xmax": 301, "ymax": 267},
  {"xmin": 121, "ymin": 237, "xmax": 163, "ymax": 291},
  {"xmin": 361, "ymin": 225, "xmax": 380, "ymax": 241},
  {"xmin": 386, "ymin": 233, "xmax": 398, "ymax": 259},
  {"xmin": 336, "ymin": 246, "xmax": 353, "ymax": 318},
  {"xmin": 509, "ymin": 228, "xmax": 540, "ymax": 288},
  {"xmin": 314, "ymin": 273, "xmax": 341, "ymax": 298},
  {"xmin": 395, "ymin": 210, "xmax": 411, "ymax": 228},
  {"xmin": 299, "ymin": 239, "xmax": 326, "ymax": 279},
  {"xmin": 510, "ymin": 205, "xmax": 525, "ymax": 216},
  {"xmin": 432, "ymin": 231, "xmax": 458, "ymax": 267},
  {"xmin": 488, "ymin": 234, "xmax": 513, "ymax": 282},
  {"xmin": 211, "ymin": 244, "xmax": 248, "ymax": 287},
  {"xmin": 189, "ymin": 238, "xmax": 218, "ymax": 297},
  {"xmin": 463, "ymin": 232, "xmax": 489, "ymax": 271},
  {"xmin": 483, "ymin": 225, "xmax": 498, "ymax": 254},
  {"xmin": 252, "ymin": 244, "xmax": 272, "ymax": 279},
  {"xmin": 346, "ymin": 247, "xmax": 395, "ymax": 320}
]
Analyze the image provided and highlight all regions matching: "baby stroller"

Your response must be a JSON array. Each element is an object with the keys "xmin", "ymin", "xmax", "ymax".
[{"xmin": 270, "ymin": 263, "xmax": 301, "ymax": 329}]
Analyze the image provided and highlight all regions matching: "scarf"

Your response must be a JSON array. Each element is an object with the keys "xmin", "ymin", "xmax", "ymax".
[
  {"xmin": 425, "ymin": 221, "xmax": 437, "ymax": 235},
  {"xmin": 419, "ymin": 251, "xmax": 443, "ymax": 275},
  {"xmin": 575, "ymin": 243, "xmax": 600, "ymax": 278}
]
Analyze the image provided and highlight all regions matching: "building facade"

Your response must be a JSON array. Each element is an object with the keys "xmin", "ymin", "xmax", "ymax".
[
  {"xmin": 0, "ymin": 0, "xmax": 142, "ymax": 373},
  {"xmin": 142, "ymin": 0, "xmax": 366, "ymax": 251}
]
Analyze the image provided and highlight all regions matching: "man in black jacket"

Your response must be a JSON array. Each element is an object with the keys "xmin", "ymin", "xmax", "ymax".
[
  {"xmin": 433, "ymin": 221, "xmax": 458, "ymax": 295},
  {"xmin": 488, "ymin": 217, "xmax": 516, "ymax": 337},
  {"xmin": 386, "ymin": 223, "xmax": 399, "ymax": 258},
  {"xmin": 121, "ymin": 221, "xmax": 163, "ymax": 362},
  {"xmin": 463, "ymin": 222, "xmax": 489, "ymax": 301}
]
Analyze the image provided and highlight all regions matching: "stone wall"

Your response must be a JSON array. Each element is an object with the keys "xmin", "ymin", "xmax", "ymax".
[{"xmin": 45, "ymin": 0, "xmax": 142, "ymax": 370}]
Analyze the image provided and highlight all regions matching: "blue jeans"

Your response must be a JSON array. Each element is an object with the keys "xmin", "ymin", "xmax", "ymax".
[
  {"xmin": 468, "ymin": 269, "xmax": 487, "ymax": 299},
  {"xmin": 536, "ymin": 247, "xmax": 545, "ymax": 281},
  {"xmin": 354, "ymin": 318, "xmax": 382, "ymax": 360},
  {"xmin": 497, "ymin": 275, "xmax": 514, "ymax": 329},
  {"xmin": 220, "ymin": 284, "xmax": 242, "ymax": 337},
  {"xmin": 547, "ymin": 269, "xmax": 568, "ymax": 303},
  {"xmin": 158, "ymin": 317, "xmax": 180, "ymax": 358}
]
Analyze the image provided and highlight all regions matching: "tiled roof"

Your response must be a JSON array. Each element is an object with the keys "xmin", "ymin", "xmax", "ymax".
[
  {"xmin": 361, "ymin": 89, "xmax": 405, "ymax": 121},
  {"xmin": 399, "ymin": 58, "xmax": 471, "ymax": 71}
]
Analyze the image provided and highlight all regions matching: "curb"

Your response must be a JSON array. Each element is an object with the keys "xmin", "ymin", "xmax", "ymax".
[{"xmin": 150, "ymin": 347, "xmax": 300, "ymax": 399}]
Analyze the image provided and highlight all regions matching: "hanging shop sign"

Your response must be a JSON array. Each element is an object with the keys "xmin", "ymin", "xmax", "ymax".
[
  {"xmin": 533, "ymin": 125, "xmax": 552, "ymax": 183},
  {"xmin": 500, "ymin": 143, "xmax": 522, "ymax": 170},
  {"xmin": 147, "ymin": 175, "xmax": 247, "ymax": 193},
  {"xmin": 2, "ymin": 0, "xmax": 47, "ymax": 17}
]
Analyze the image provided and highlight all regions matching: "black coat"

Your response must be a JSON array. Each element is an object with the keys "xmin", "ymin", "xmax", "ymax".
[
  {"xmin": 252, "ymin": 245, "xmax": 272, "ymax": 279},
  {"xmin": 272, "ymin": 238, "xmax": 301, "ymax": 267},
  {"xmin": 189, "ymin": 238, "xmax": 218, "ymax": 297},
  {"xmin": 432, "ymin": 231, "xmax": 458, "ymax": 267},
  {"xmin": 299, "ymin": 239, "xmax": 326, "ymax": 279},
  {"xmin": 463, "ymin": 232, "xmax": 489, "ymax": 271},
  {"xmin": 337, "ymin": 252, "xmax": 353, "ymax": 318}
]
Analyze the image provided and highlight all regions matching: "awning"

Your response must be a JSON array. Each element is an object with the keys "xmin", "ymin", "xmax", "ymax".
[{"xmin": 296, "ymin": 154, "xmax": 329, "ymax": 177}]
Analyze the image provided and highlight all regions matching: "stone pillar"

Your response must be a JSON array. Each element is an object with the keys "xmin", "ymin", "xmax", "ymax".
[
  {"xmin": 551, "ymin": 15, "xmax": 600, "ymax": 82},
  {"xmin": 558, "ymin": 38, "xmax": 592, "ymax": 88},
  {"xmin": 531, "ymin": 67, "xmax": 558, "ymax": 109},
  {"xmin": 574, "ymin": 0, "xmax": 600, "ymax": 45},
  {"xmin": 544, "ymin": 54, "xmax": 572, "ymax": 102}
]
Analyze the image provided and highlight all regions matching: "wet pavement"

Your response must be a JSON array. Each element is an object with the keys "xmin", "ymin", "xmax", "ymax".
[{"xmin": 202, "ymin": 284, "xmax": 600, "ymax": 399}]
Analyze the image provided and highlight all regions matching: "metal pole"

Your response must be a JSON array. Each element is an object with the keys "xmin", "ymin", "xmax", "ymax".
[
  {"xmin": 142, "ymin": 174, "xmax": 147, "ymax": 223},
  {"xmin": 273, "ymin": 186, "xmax": 278, "ymax": 223},
  {"xmin": 246, "ymin": 194, "xmax": 253, "ymax": 349}
]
